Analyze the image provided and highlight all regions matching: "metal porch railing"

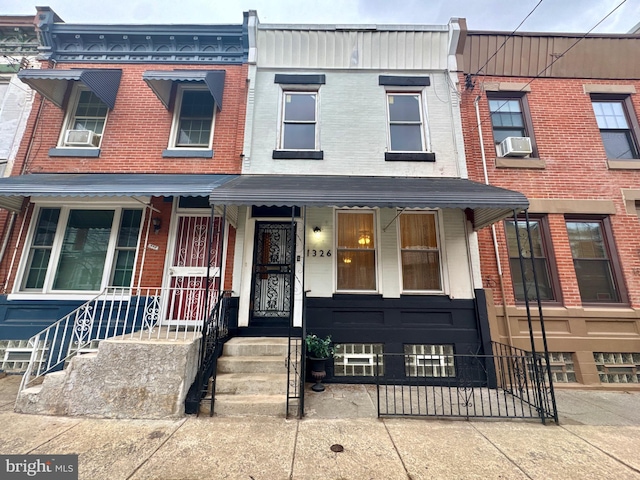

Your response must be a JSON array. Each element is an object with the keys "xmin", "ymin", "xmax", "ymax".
[
  {"xmin": 184, "ymin": 292, "xmax": 231, "ymax": 416},
  {"xmin": 18, "ymin": 286, "xmax": 218, "ymax": 393},
  {"xmin": 376, "ymin": 341, "xmax": 558, "ymax": 424}
]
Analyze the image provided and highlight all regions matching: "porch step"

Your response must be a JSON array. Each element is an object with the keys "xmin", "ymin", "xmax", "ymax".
[
  {"xmin": 216, "ymin": 373, "xmax": 288, "ymax": 395},
  {"xmin": 202, "ymin": 337, "xmax": 291, "ymax": 417},
  {"xmin": 202, "ymin": 394, "xmax": 286, "ymax": 417},
  {"xmin": 222, "ymin": 337, "xmax": 289, "ymax": 357},
  {"xmin": 217, "ymin": 356, "xmax": 286, "ymax": 374}
]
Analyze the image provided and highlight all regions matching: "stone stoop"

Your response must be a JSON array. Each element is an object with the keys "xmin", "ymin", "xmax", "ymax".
[{"xmin": 202, "ymin": 337, "xmax": 289, "ymax": 417}]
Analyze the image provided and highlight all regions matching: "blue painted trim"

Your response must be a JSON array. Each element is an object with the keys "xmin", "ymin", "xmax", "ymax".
[
  {"xmin": 49, "ymin": 147, "xmax": 101, "ymax": 158},
  {"xmin": 162, "ymin": 149, "xmax": 213, "ymax": 158}
]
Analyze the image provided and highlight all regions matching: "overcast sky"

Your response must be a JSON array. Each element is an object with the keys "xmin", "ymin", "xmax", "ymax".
[{"xmin": 4, "ymin": 0, "xmax": 640, "ymax": 33}]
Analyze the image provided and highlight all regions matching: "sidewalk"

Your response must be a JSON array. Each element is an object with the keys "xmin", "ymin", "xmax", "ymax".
[{"xmin": 1, "ymin": 375, "xmax": 639, "ymax": 479}]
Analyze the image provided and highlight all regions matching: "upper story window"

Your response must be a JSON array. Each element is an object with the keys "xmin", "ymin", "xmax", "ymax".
[
  {"xmin": 487, "ymin": 93, "xmax": 537, "ymax": 158},
  {"xmin": 387, "ymin": 93, "xmax": 425, "ymax": 152},
  {"xmin": 170, "ymin": 87, "xmax": 215, "ymax": 149},
  {"xmin": 398, "ymin": 211, "xmax": 442, "ymax": 292},
  {"xmin": 505, "ymin": 216, "xmax": 559, "ymax": 303},
  {"xmin": 20, "ymin": 206, "xmax": 142, "ymax": 294},
  {"xmin": 60, "ymin": 87, "xmax": 109, "ymax": 148},
  {"xmin": 591, "ymin": 96, "xmax": 639, "ymax": 159},
  {"xmin": 280, "ymin": 91, "xmax": 317, "ymax": 150},
  {"xmin": 336, "ymin": 210, "xmax": 377, "ymax": 292}
]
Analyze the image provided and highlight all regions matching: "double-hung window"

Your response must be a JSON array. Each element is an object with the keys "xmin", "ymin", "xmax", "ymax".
[
  {"xmin": 565, "ymin": 217, "xmax": 625, "ymax": 303},
  {"xmin": 398, "ymin": 212, "xmax": 442, "ymax": 291},
  {"xmin": 21, "ymin": 206, "xmax": 142, "ymax": 293},
  {"xmin": 487, "ymin": 92, "xmax": 537, "ymax": 157},
  {"xmin": 505, "ymin": 217, "xmax": 559, "ymax": 302},
  {"xmin": 60, "ymin": 87, "xmax": 108, "ymax": 148},
  {"xmin": 336, "ymin": 210, "xmax": 377, "ymax": 291},
  {"xmin": 170, "ymin": 87, "xmax": 215, "ymax": 149},
  {"xmin": 387, "ymin": 93, "xmax": 425, "ymax": 152},
  {"xmin": 591, "ymin": 96, "xmax": 640, "ymax": 159},
  {"xmin": 280, "ymin": 91, "xmax": 317, "ymax": 150}
]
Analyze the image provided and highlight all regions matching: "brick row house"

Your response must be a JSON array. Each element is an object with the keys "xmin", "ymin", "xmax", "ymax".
[
  {"xmin": 0, "ymin": 8, "xmax": 250, "ymax": 415},
  {"xmin": 459, "ymin": 30, "xmax": 640, "ymax": 388}
]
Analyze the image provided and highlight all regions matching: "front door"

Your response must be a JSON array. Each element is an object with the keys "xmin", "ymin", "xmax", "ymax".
[
  {"xmin": 250, "ymin": 221, "xmax": 296, "ymax": 325},
  {"xmin": 165, "ymin": 214, "xmax": 222, "ymax": 325}
]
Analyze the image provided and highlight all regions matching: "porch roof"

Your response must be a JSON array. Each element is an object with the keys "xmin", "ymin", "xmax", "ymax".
[
  {"xmin": 208, "ymin": 175, "xmax": 529, "ymax": 230},
  {"xmin": 0, "ymin": 173, "xmax": 238, "ymax": 212}
]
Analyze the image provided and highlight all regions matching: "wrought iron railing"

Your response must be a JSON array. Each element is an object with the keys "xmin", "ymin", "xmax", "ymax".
[
  {"xmin": 18, "ymin": 286, "xmax": 217, "ymax": 393},
  {"xmin": 375, "ymin": 341, "xmax": 558, "ymax": 424},
  {"xmin": 285, "ymin": 291, "xmax": 306, "ymax": 419},
  {"xmin": 184, "ymin": 292, "xmax": 231, "ymax": 416}
]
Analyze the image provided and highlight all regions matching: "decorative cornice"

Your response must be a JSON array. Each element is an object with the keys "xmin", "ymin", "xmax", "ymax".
[
  {"xmin": 0, "ymin": 16, "xmax": 39, "ymax": 56},
  {"xmin": 35, "ymin": 7, "xmax": 248, "ymax": 64}
]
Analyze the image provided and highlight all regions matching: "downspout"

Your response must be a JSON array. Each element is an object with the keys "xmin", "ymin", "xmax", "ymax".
[
  {"xmin": 474, "ymin": 95, "xmax": 513, "ymax": 347},
  {"xmin": 3, "ymin": 202, "xmax": 30, "ymax": 293}
]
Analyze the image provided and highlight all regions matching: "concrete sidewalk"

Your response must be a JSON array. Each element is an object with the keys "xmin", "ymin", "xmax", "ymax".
[{"xmin": 1, "ymin": 375, "xmax": 639, "ymax": 479}]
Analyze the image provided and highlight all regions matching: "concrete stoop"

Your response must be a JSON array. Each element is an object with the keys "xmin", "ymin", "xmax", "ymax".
[{"xmin": 203, "ymin": 337, "xmax": 289, "ymax": 417}]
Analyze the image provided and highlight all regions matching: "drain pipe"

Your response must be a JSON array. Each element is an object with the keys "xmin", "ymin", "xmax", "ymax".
[{"xmin": 474, "ymin": 95, "xmax": 513, "ymax": 347}]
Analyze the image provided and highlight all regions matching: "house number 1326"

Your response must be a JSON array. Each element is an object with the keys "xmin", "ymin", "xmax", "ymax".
[{"xmin": 307, "ymin": 249, "xmax": 331, "ymax": 257}]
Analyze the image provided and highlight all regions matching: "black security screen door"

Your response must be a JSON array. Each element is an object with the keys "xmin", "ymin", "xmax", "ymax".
[{"xmin": 250, "ymin": 222, "xmax": 295, "ymax": 324}]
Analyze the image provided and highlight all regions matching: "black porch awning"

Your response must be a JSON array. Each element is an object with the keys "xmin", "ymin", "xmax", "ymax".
[
  {"xmin": 142, "ymin": 70, "xmax": 226, "ymax": 109},
  {"xmin": 0, "ymin": 173, "xmax": 238, "ymax": 212},
  {"xmin": 208, "ymin": 175, "xmax": 528, "ymax": 230},
  {"xmin": 17, "ymin": 69, "xmax": 122, "ymax": 109}
]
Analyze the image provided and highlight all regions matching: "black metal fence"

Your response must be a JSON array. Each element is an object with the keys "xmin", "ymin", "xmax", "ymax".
[{"xmin": 376, "ymin": 342, "xmax": 557, "ymax": 423}]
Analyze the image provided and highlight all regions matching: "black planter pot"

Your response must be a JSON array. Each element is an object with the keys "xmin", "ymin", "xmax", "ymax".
[{"xmin": 308, "ymin": 356, "xmax": 329, "ymax": 392}]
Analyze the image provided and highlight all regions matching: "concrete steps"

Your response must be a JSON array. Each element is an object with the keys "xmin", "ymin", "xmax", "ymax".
[{"xmin": 204, "ymin": 337, "xmax": 290, "ymax": 417}]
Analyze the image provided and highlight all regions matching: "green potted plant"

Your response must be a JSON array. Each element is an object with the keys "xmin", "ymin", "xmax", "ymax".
[{"xmin": 305, "ymin": 334, "xmax": 334, "ymax": 392}]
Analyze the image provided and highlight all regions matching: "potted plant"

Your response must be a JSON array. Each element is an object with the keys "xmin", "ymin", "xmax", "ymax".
[{"xmin": 305, "ymin": 334, "xmax": 334, "ymax": 392}]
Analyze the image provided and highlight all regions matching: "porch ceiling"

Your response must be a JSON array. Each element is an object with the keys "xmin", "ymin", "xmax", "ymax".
[
  {"xmin": 0, "ymin": 173, "xmax": 238, "ymax": 212},
  {"xmin": 208, "ymin": 175, "xmax": 529, "ymax": 230}
]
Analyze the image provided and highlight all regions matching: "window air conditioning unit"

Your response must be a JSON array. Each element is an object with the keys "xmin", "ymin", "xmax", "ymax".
[
  {"xmin": 64, "ymin": 129, "xmax": 100, "ymax": 147},
  {"xmin": 499, "ymin": 136, "xmax": 532, "ymax": 157}
]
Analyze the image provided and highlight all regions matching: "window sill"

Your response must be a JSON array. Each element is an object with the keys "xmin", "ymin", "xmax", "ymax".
[
  {"xmin": 607, "ymin": 159, "xmax": 640, "ymax": 170},
  {"xmin": 49, "ymin": 147, "xmax": 100, "ymax": 158},
  {"xmin": 385, "ymin": 152, "xmax": 435, "ymax": 162},
  {"xmin": 272, "ymin": 150, "xmax": 324, "ymax": 160},
  {"xmin": 495, "ymin": 157, "xmax": 545, "ymax": 169},
  {"xmin": 162, "ymin": 149, "xmax": 213, "ymax": 158}
]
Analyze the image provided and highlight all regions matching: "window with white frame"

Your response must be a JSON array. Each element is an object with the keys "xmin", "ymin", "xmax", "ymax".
[
  {"xmin": 386, "ymin": 93, "xmax": 425, "ymax": 152},
  {"xmin": 20, "ymin": 206, "xmax": 142, "ymax": 293},
  {"xmin": 170, "ymin": 87, "xmax": 216, "ymax": 149},
  {"xmin": 398, "ymin": 212, "xmax": 442, "ymax": 291},
  {"xmin": 60, "ymin": 87, "xmax": 109, "ymax": 148},
  {"xmin": 280, "ymin": 91, "xmax": 317, "ymax": 150},
  {"xmin": 336, "ymin": 210, "xmax": 377, "ymax": 291}
]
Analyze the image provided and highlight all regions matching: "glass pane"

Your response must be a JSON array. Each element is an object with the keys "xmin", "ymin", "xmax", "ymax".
[
  {"xmin": 283, "ymin": 123, "xmax": 315, "ymax": 149},
  {"xmin": 112, "ymin": 250, "xmax": 135, "ymax": 287},
  {"xmin": 390, "ymin": 124, "xmax": 422, "ymax": 151},
  {"xmin": 388, "ymin": 95, "xmax": 421, "ymax": 122},
  {"xmin": 33, "ymin": 208, "xmax": 60, "ymax": 246},
  {"xmin": 284, "ymin": 94, "xmax": 316, "ymax": 121},
  {"xmin": 177, "ymin": 91, "xmax": 214, "ymax": 146},
  {"xmin": 177, "ymin": 119, "xmax": 212, "ymax": 146},
  {"xmin": 338, "ymin": 213, "xmax": 374, "ymax": 249},
  {"xmin": 117, "ymin": 210, "xmax": 142, "ymax": 248},
  {"xmin": 489, "ymin": 99, "xmax": 522, "ymax": 115},
  {"xmin": 53, "ymin": 210, "xmax": 114, "ymax": 291},
  {"xmin": 505, "ymin": 220, "xmax": 544, "ymax": 258},
  {"xmin": 337, "ymin": 250, "xmax": 376, "ymax": 290},
  {"xmin": 600, "ymin": 131, "xmax": 636, "ymax": 159},
  {"xmin": 24, "ymin": 249, "xmax": 51, "ymax": 289},
  {"xmin": 510, "ymin": 257, "xmax": 554, "ymax": 301},
  {"xmin": 566, "ymin": 222, "xmax": 606, "ymax": 259},
  {"xmin": 490, "ymin": 111, "xmax": 524, "ymax": 128},
  {"xmin": 75, "ymin": 91, "xmax": 108, "ymax": 118},
  {"xmin": 574, "ymin": 259, "xmax": 619, "ymax": 302},
  {"xmin": 180, "ymin": 90, "xmax": 215, "ymax": 117},
  {"xmin": 402, "ymin": 251, "xmax": 440, "ymax": 290},
  {"xmin": 592, "ymin": 101, "xmax": 629, "ymax": 129},
  {"xmin": 400, "ymin": 214, "xmax": 437, "ymax": 249}
]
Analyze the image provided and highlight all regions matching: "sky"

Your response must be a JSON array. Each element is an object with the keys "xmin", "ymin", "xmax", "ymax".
[{"xmin": 4, "ymin": 0, "xmax": 640, "ymax": 34}]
